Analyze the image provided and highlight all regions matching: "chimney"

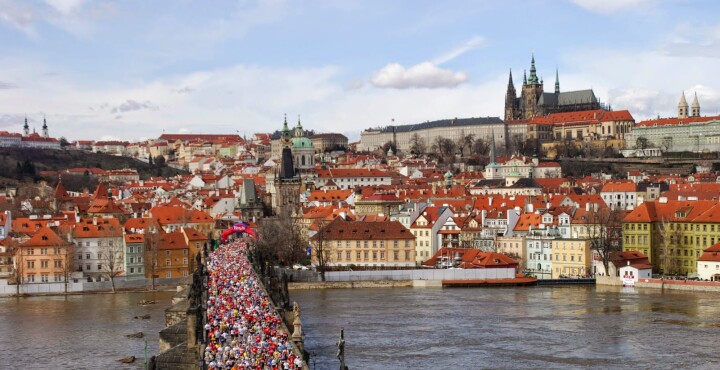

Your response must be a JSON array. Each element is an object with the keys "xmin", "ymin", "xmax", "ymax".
[
  {"xmin": 339, "ymin": 211, "xmax": 347, "ymax": 220},
  {"xmin": 627, "ymin": 260, "xmax": 630, "ymax": 266},
  {"xmin": 585, "ymin": 203, "xmax": 590, "ymax": 212}
]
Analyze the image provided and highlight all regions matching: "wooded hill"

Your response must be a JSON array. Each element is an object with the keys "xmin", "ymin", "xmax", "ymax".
[{"xmin": 0, "ymin": 147, "xmax": 187, "ymax": 187}]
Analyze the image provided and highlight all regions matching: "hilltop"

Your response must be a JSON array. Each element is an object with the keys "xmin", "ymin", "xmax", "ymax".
[{"xmin": 0, "ymin": 147, "xmax": 187, "ymax": 187}]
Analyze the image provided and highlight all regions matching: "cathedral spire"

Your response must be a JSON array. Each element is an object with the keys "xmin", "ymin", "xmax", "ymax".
[
  {"xmin": 528, "ymin": 53, "xmax": 539, "ymax": 85},
  {"xmin": 554, "ymin": 67, "xmax": 560, "ymax": 94},
  {"xmin": 523, "ymin": 70, "xmax": 527, "ymax": 85}
]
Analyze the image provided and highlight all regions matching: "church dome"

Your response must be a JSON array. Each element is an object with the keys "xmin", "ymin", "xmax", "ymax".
[{"xmin": 291, "ymin": 136, "xmax": 314, "ymax": 148}]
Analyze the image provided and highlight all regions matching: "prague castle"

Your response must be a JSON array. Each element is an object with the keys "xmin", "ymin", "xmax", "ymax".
[{"xmin": 504, "ymin": 54, "xmax": 604, "ymax": 120}]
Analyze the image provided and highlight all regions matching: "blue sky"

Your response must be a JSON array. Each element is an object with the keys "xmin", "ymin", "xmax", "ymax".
[{"xmin": 1, "ymin": 0, "xmax": 719, "ymax": 141}]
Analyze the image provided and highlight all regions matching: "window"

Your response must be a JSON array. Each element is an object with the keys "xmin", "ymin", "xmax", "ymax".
[
  {"xmin": 372, "ymin": 241, "xmax": 377, "ymax": 248},
  {"xmin": 346, "ymin": 251, "xmax": 351, "ymax": 260},
  {"xmin": 97, "ymin": 264, "xmax": 102, "ymax": 271},
  {"xmin": 86, "ymin": 264, "xmax": 91, "ymax": 271},
  {"xmin": 40, "ymin": 260, "xmax": 49, "ymax": 268},
  {"xmin": 356, "ymin": 251, "xmax": 361, "ymax": 259},
  {"xmin": 27, "ymin": 248, "xmax": 34, "ymax": 255},
  {"xmin": 394, "ymin": 241, "xmax": 399, "ymax": 248},
  {"xmin": 138, "ymin": 257, "xmax": 142, "ymax": 263},
  {"xmin": 54, "ymin": 260, "xmax": 62, "ymax": 268},
  {"xmin": 166, "ymin": 259, "xmax": 171, "ymax": 266},
  {"xmin": 54, "ymin": 274, "xmax": 62, "ymax": 282},
  {"xmin": 380, "ymin": 252, "xmax": 385, "ymax": 259},
  {"xmin": 372, "ymin": 252, "xmax": 377, "ymax": 259},
  {"xmin": 27, "ymin": 275, "xmax": 35, "ymax": 283},
  {"xmin": 166, "ymin": 250, "xmax": 171, "ymax": 257},
  {"xmin": 130, "ymin": 267, "xmax": 135, "ymax": 273},
  {"xmin": 41, "ymin": 248, "xmax": 48, "ymax": 255},
  {"xmin": 405, "ymin": 240, "xmax": 410, "ymax": 247},
  {"xmin": 405, "ymin": 251, "xmax": 410, "ymax": 260},
  {"xmin": 183, "ymin": 258, "xmax": 188, "ymax": 265},
  {"xmin": 364, "ymin": 251, "xmax": 368, "ymax": 259},
  {"xmin": 183, "ymin": 271, "xmax": 188, "ymax": 277},
  {"xmin": 41, "ymin": 274, "xmax": 49, "ymax": 282},
  {"xmin": 27, "ymin": 261, "xmax": 35, "ymax": 269},
  {"xmin": 130, "ymin": 257, "xmax": 135, "ymax": 264},
  {"xmin": 166, "ymin": 272, "xmax": 171, "ymax": 278},
  {"xmin": 86, "ymin": 253, "xmax": 91, "ymax": 259}
]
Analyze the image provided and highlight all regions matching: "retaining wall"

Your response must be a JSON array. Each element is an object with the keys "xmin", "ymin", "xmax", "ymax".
[
  {"xmin": 323, "ymin": 268, "xmax": 516, "ymax": 282},
  {"xmin": 289, "ymin": 280, "xmax": 413, "ymax": 290},
  {"xmin": 0, "ymin": 277, "xmax": 181, "ymax": 296}
]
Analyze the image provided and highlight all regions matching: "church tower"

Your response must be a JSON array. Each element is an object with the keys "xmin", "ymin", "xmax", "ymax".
[
  {"xmin": 23, "ymin": 115, "xmax": 29, "ymax": 136},
  {"xmin": 521, "ymin": 53, "xmax": 544, "ymax": 119},
  {"xmin": 691, "ymin": 92, "xmax": 700, "ymax": 117},
  {"xmin": 280, "ymin": 114, "xmax": 292, "ymax": 148},
  {"xmin": 554, "ymin": 67, "xmax": 560, "ymax": 95},
  {"xmin": 678, "ymin": 92, "xmax": 689, "ymax": 119},
  {"xmin": 42, "ymin": 116, "xmax": 48, "ymax": 138},
  {"xmin": 504, "ymin": 69, "xmax": 519, "ymax": 121}
]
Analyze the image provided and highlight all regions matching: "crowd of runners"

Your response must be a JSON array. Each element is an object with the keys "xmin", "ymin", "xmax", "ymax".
[{"xmin": 204, "ymin": 240, "xmax": 304, "ymax": 369}]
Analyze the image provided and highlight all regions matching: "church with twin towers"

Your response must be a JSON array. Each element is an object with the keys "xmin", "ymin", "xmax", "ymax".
[{"xmin": 504, "ymin": 54, "xmax": 604, "ymax": 121}]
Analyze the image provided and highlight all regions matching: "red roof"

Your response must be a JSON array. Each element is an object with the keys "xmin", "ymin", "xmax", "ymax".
[{"xmin": 636, "ymin": 114, "xmax": 720, "ymax": 128}]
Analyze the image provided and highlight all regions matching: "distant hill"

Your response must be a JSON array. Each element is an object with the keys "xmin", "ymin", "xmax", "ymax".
[{"xmin": 0, "ymin": 147, "xmax": 188, "ymax": 187}]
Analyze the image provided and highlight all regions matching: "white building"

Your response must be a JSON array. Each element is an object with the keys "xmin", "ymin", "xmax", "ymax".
[
  {"xmin": 697, "ymin": 243, "xmax": 720, "ymax": 281},
  {"xmin": 600, "ymin": 182, "xmax": 637, "ymax": 210}
]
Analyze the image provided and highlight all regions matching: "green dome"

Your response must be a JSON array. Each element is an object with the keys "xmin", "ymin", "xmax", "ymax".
[{"xmin": 291, "ymin": 137, "xmax": 314, "ymax": 148}]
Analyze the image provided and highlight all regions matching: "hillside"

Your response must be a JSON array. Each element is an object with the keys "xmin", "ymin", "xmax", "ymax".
[{"xmin": 0, "ymin": 147, "xmax": 187, "ymax": 187}]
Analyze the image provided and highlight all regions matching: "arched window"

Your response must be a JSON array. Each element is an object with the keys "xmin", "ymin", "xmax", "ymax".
[{"xmin": 301, "ymin": 155, "xmax": 306, "ymax": 166}]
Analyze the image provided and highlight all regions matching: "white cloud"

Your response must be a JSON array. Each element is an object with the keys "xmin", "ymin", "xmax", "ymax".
[
  {"xmin": 45, "ymin": 0, "xmax": 85, "ymax": 15},
  {"xmin": 110, "ymin": 99, "xmax": 159, "ymax": 113},
  {"xmin": 432, "ymin": 36, "xmax": 486, "ymax": 65},
  {"xmin": 570, "ymin": 0, "xmax": 656, "ymax": 14},
  {"xmin": 0, "ymin": 0, "xmax": 35, "ymax": 35},
  {"xmin": 370, "ymin": 62, "xmax": 468, "ymax": 89}
]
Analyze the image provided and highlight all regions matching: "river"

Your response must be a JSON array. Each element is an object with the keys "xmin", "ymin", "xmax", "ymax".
[
  {"xmin": 292, "ymin": 285, "xmax": 720, "ymax": 370},
  {"xmin": 0, "ymin": 291, "xmax": 175, "ymax": 370}
]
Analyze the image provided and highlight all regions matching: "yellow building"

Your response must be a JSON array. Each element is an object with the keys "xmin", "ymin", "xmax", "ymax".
[
  {"xmin": 623, "ymin": 199, "xmax": 720, "ymax": 275},
  {"xmin": 551, "ymin": 239, "xmax": 592, "ymax": 278},
  {"xmin": 311, "ymin": 218, "xmax": 416, "ymax": 268}
]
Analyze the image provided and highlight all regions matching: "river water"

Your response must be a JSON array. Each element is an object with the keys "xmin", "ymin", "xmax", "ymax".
[
  {"xmin": 0, "ymin": 291, "xmax": 175, "ymax": 370},
  {"xmin": 292, "ymin": 285, "xmax": 720, "ymax": 370}
]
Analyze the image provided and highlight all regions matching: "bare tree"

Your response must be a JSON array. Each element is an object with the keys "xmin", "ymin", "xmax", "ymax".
[
  {"xmin": 655, "ymin": 218, "xmax": 682, "ymax": 275},
  {"xmin": 409, "ymin": 133, "xmax": 426, "ymax": 155},
  {"xmin": 100, "ymin": 235, "xmax": 125, "ymax": 293},
  {"xmin": 457, "ymin": 132, "xmax": 475, "ymax": 157},
  {"xmin": 586, "ymin": 206, "xmax": 624, "ymax": 275},
  {"xmin": 53, "ymin": 227, "xmax": 75, "ymax": 293},
  {"xmin": 472, "ymin": 138, "xmax": 490, "ymax": 156},
  {"xmin": 255, "ymin": 211, "xmax": 307, "ymax": 267},
  {"xmin": 310, "ymin": 219, "xmax": 334, "ymax": 281},
  {"xmin": 635, "ymin": 136, "xmax": 649, "ymax": 150},
  {"xmin": 12, "ymin": 247, "xmax": 23, "ymax": 296},
  {"xmin": 144, "ymin": 224, "xmax": 161, "ymax": 290}
]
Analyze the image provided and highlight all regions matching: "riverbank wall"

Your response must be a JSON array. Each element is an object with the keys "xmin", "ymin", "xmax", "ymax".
[
  {"xmin": 0, "ymin": 277, "xmax": 180, "ymax": 297},
  {"xmin": 597, "ymin": 276, "xmax": 720, "ymax": 292},
  {"xmin": 290, "ymin": 280, "xmax": 414, "ymax": 290}
]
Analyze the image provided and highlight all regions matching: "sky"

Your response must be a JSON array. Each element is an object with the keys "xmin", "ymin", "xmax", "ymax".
[{"xmin": 1, "ymin": 0, "xmax": 720, "ymax": 142}]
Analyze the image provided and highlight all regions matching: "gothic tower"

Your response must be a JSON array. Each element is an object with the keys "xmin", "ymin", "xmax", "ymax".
[
  {"xmin": 521, "ymin": 54, "xmax": 544, "ymax": 119},
  {"xmin": 280, "ymin": 114, "xmax": 292, "ymax": 148},
  {"xmin": 678, "ymin": 91, "xmax": 689, "ymax": 119},
  {"xmin": 23, "ymin": 115, "xmax": 29, "ymax": 136},
  {"xmin": 554, "ymin": 67, "xmax": 560, "ymax": 95},
  {"xmin": 691, "ymin": 92, "xmax": 700, "ymax": 117},
  {"xmin": 504, "ymin": 69, "xmax": 519, "ymax": 121}
]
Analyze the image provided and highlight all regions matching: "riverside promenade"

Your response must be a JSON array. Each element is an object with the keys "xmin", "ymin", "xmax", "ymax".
[{"xmin": 204, "ymin": 240, "xmax": 306, "ymax": 369}]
